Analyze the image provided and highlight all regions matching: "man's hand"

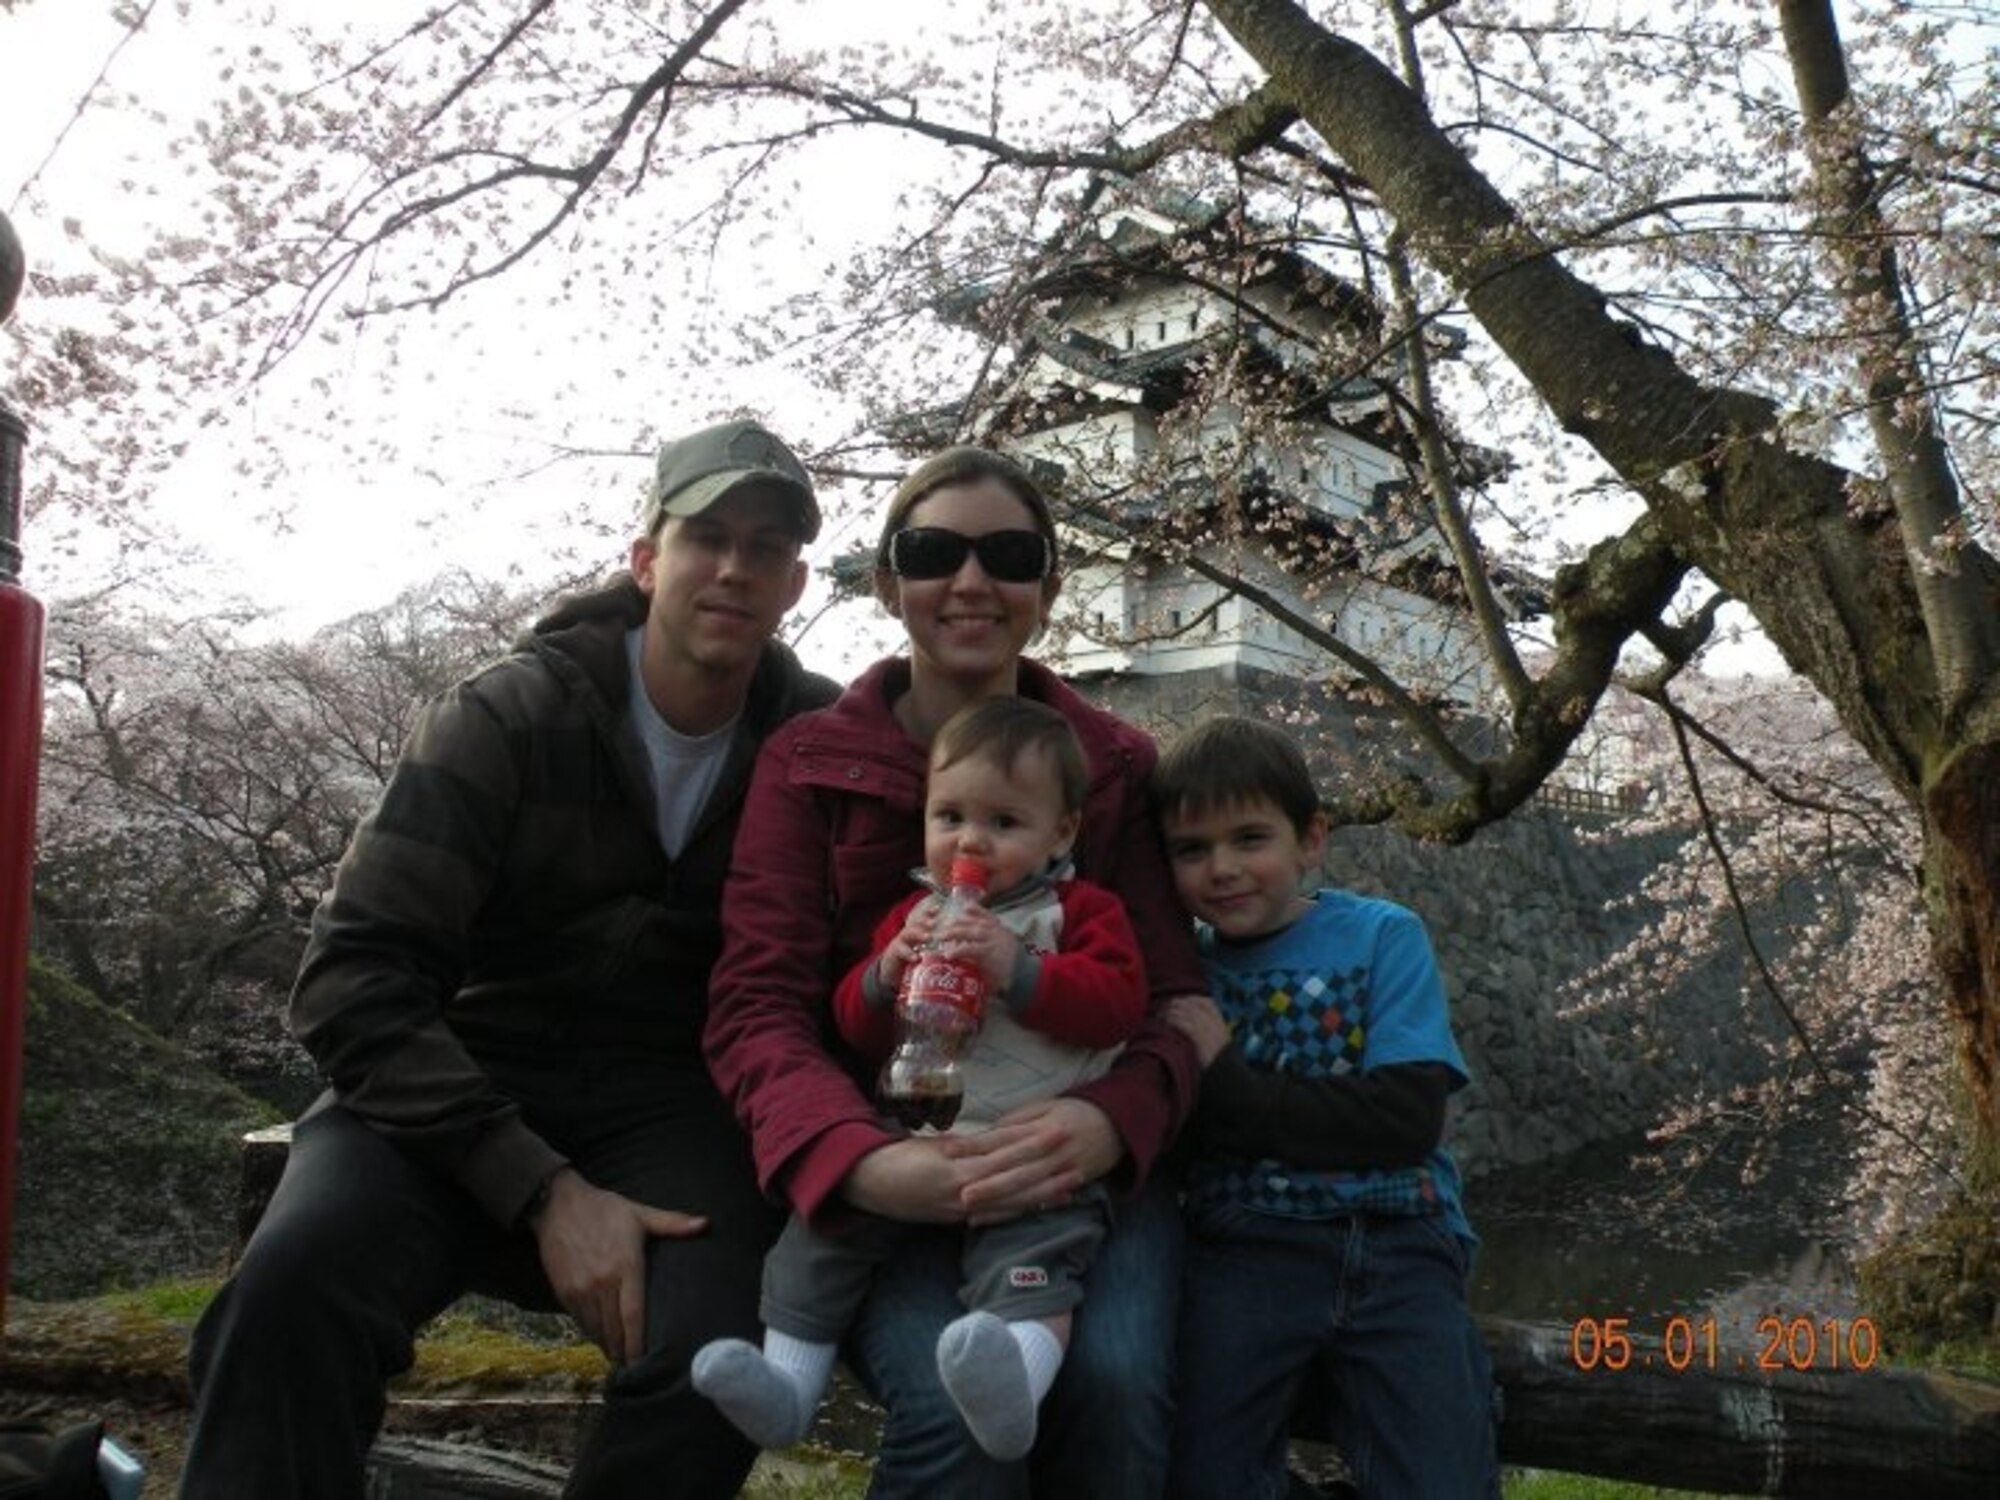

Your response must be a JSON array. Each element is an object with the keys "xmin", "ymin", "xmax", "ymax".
[
  {"xmin": 1164, "ymin": 993, "xmax": 1232, "ymax": 1067},
  {"xmin": 945, "ymin": 1097, "xmax": 1121, "ymax": 1225},
  {"xmin": 530, "ymin": 1167, "xmax": 707, "ymax": 1366}
]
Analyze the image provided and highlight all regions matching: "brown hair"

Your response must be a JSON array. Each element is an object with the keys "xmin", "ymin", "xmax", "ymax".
[
  {"xmin": 874, "ymin": 447, "xmax": 1062, "ymax": 574},
  {"xmin": 1153, "ymin": 716, "xmax": 1322, "ymax": 834},
  {"xmin": 930, "ymin": 696, "xmax": 1089, "ymax": 815}
]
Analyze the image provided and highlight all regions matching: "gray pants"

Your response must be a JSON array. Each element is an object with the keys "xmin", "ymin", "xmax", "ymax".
[{"xmin": 761, "ymin": 1187, "xmax": 1112, "ymax": 1343}]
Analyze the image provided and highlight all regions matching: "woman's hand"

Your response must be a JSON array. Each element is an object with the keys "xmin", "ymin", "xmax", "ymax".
[
  {"xmin": 841, "ymin": 1136, "xmax": 976, "ymax": 1223},
  {"xmin": 1164, "ymin": 993, "xmax": 1232, "ymax": 1067},
  {"xmin": 945, "ymin": 1097, "xmax": 1123, "ymax": 1225}
]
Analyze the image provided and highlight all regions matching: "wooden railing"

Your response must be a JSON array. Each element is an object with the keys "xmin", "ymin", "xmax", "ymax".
[{"xmin": 1533, "ymin": 781, "xmax": 1649, "ymax": 819}]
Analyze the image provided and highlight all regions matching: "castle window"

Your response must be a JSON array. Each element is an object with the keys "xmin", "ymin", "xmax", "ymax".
[
  {"xmin": 1123, "ymin": 327, "xmax": 1134, "ymax": 350},
  {"xmin": 1188, "ymin": 312, "xmax": 1200, "ymax": 333},
  {"xmin": 1156, "ymin": 320, "xmax": 1167, "ymax": 340}
]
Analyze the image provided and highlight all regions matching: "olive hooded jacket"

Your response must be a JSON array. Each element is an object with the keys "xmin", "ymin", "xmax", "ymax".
[{"xmin": 290, "ymin": 574, "xmax": 838, "ymax": 1229}]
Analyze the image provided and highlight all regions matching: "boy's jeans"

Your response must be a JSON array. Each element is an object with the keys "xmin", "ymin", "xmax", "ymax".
[{"xmin": 1169, "ymin": 1203, "xmax": 1500, "ymax": 1500}]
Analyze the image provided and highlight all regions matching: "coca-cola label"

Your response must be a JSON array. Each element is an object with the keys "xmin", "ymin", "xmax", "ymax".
[{"xmin": 903, "ymin": 952, "xmax": 986, "ymax": 1024}]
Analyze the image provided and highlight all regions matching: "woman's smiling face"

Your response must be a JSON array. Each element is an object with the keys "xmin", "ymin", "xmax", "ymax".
[{"xmin": 882, "ymin": 477, "xmax": 1059, "ymax": 693}]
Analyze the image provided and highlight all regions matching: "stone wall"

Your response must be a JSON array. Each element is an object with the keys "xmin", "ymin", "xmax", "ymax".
[{"xmin": 1320, "ymin": 813, "xmax": 1787, "ymax": 1179}]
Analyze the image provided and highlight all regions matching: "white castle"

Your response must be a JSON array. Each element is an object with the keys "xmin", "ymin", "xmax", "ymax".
[{"xmin": 910, "ymin": 197, "xmax": 1538, "ymax": 713}]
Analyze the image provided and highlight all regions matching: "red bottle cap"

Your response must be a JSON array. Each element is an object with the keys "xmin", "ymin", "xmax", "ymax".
[{"xmin": 947, "ymin": 855, "xmax": 990, "ymax": 892}]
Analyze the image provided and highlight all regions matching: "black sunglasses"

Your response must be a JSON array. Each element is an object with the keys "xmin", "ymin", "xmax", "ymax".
[{"xmin": 887, "ymin": 527, "xmax": 1051, "ymax": 583}]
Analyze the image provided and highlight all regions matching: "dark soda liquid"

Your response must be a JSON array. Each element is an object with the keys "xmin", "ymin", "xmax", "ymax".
[{"xmin": 881, "ymin": 1087, "xmax": 963, "ymax": 1131}]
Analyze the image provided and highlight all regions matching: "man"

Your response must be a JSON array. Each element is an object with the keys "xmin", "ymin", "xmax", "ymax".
[{"xmin": 181, "ymin": 420, "xmax": 840, "ymax": 1499}]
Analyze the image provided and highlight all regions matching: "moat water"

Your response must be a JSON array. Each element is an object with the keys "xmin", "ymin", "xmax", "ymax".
[{"xmin": 1461, "ymin": 1087, "xmax": 1877, "ymax": 1346}]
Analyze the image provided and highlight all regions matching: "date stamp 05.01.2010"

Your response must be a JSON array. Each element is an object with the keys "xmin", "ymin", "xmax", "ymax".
[{"xmin": 1568, "ymin": 1314, "xmax": 1880, "ymax": 1374}]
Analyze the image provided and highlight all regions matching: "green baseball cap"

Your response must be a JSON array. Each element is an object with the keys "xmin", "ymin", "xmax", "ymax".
[{"xmin": 643, "ymin": 419, "xmax": 820, "ymax": 543}]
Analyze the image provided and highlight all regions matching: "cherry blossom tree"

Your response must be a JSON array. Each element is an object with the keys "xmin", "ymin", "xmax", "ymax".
[
  {"xmin": 32, "ymin": 571, "xmax": 535, "ymax": 1063},
  {"xmin": 9, "ymin": 2, "xmax": 2000, "ymax": 1171},
  {"xmin": 1559, "ymin": 669, "xmax": 1947, "ymax": 1237}
]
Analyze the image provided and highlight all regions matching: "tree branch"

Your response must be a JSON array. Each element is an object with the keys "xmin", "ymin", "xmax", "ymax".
[
  {"xmin": 1776, "ymin": 0, "xmax": 2000, "ymax": 714},
  {"xmin": 1200, "ymin": 0, "xmax": 1971, "ymax": 807}
]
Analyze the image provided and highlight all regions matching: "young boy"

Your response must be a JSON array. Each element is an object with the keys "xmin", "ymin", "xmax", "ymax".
[
  {"xmin": 693, "ymin": 696, "xmax": 1148, "ymax": 1462},
  {"xmin": 1153, "ymin": 716, "xmax": 1498, "ymax": 1500}
]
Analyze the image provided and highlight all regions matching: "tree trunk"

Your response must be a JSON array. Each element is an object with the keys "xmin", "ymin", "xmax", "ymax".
[{"xmin": 1926, "ymin": 747, "xmax": 2000, "ymax": 1171}]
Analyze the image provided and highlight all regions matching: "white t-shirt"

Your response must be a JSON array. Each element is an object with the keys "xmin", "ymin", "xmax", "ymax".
[{"xmin": 624, "ymin": 626, "xmax": 738, "ymax": 858}]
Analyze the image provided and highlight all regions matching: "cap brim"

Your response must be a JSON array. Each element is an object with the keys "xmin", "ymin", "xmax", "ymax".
[{"xmin": 654, "ymin": 468, "xmax": 820, "ymax": 542}]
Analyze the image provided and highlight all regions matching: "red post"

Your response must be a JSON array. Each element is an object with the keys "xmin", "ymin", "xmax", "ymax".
[{"xmin": 0, "ymin": 208, "xmax": 39, "ymax": 1333}]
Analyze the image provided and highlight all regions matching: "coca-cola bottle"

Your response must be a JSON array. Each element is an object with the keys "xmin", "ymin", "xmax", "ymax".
[{"xmin": 879, "ymin": 855, "xmax": 990, "ymax": 1130}]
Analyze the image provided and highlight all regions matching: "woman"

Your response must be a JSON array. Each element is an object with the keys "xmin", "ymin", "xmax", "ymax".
[{"xmin": 705, "ymin": 446, "xmax": 1206, "ymax": 1497}]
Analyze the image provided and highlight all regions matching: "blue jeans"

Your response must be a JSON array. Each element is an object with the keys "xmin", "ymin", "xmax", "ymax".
[
  {"xmin": 1169, "ymin": 1205, "xmax": 1499, "ymax": 1500},
  {"xmin": 844, "ymin": 1180, "xmax": 1181, "ymax": 1499}
]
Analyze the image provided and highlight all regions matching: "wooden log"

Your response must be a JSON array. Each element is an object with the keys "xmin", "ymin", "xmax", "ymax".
[
  {"xmin": 238, "ymin": 1131, "xmax": 2000, "ymax": 1496},
  {"xmin": 365, "ymin": 1436, "xmax": 565, "ymax": 1499},
  {"xmin": 236, "ymin": 1122, "xmax": 293, "ymax": 1254},
  {"xmin": 382, "ymin": 1396, "xmax": 596, "ymax": 1460},
  {"xmin": 232, "ymin": 1328, "xmax": 2000, "ymax": 1499},
  {"xmin": 1483, "ymin": 1317, "xmax": 2000, "ymax": 1497}
]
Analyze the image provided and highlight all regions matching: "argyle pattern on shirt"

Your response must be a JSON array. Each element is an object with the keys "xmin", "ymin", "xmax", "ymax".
[
  {"xmin": 1185, "ymin": 961, "xmax": 1446, "ymax": 1220},
  {"xmin": 1235, "ymin": 966, "xmax": 1367, "ymax": 1075},
  {"xmin": 1183, "ymin": 892, "xmax": 1465, "ymax": 1227}
]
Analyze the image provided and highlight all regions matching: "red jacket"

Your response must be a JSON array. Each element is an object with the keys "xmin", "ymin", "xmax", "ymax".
[
  {"xmin": 832, "ymin": 878, "xmax": 1148, "ymax": 1059},
  {"xmin": 706, "ymin": 656, "xmax": 1204, "ymax": 1225}
]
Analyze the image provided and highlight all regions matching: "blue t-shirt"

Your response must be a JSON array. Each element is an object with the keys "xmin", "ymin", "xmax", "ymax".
[{"xmin": 1184, "ymin": 888, "xmax": 1473, "ymax": 1242}]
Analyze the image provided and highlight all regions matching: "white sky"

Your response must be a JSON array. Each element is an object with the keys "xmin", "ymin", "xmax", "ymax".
[
  {"xmin": 0, "ymin": 2, "xmax": 920, "ymax": 678},
  {"xmin": 2, "ymin": 9, "xmax": 592, "ymax": 607}
]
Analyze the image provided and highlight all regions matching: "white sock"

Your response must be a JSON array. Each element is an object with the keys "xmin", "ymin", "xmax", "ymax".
[
  {"xmin": 764, "ymin": 1328, "xmax": 838, "ymax": 1409},
  {"xmin": 690, "ymin": 1330, "xmax": 835, "ymax": 1449},
  {"xmin": 935, "ymin": 1311, "xmax": 1068, "ymax": 1461},
  {"xmin": 1009, "ymin": 1318, "xmax": 1065, "ymax": 1405}
]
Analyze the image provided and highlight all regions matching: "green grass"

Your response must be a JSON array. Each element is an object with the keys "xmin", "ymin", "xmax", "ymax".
[
  {"xmin": 1897, "ymin": 1336, "xmax": 2000, "ymax": 1383},
  {"xmin": 402, "ymin": 1310, "xmax": 607, "ymax": 1393},
  {"xmin": 100, "ymin": 1276, "xmax": 218, "ymax": 1323},
  {"xmin": 1503, "ymin": 1472, "xmax": 1726, "ymax": 1498},
  {"xmin": 743, "ymin": 1451, "xmax": 872, "ymax": 1498}
]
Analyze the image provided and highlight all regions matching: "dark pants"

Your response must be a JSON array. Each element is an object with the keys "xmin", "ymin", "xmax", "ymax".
[{"xmin": 181, "ymin": 1083, "xmax": 780, "ymax": 1500}]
